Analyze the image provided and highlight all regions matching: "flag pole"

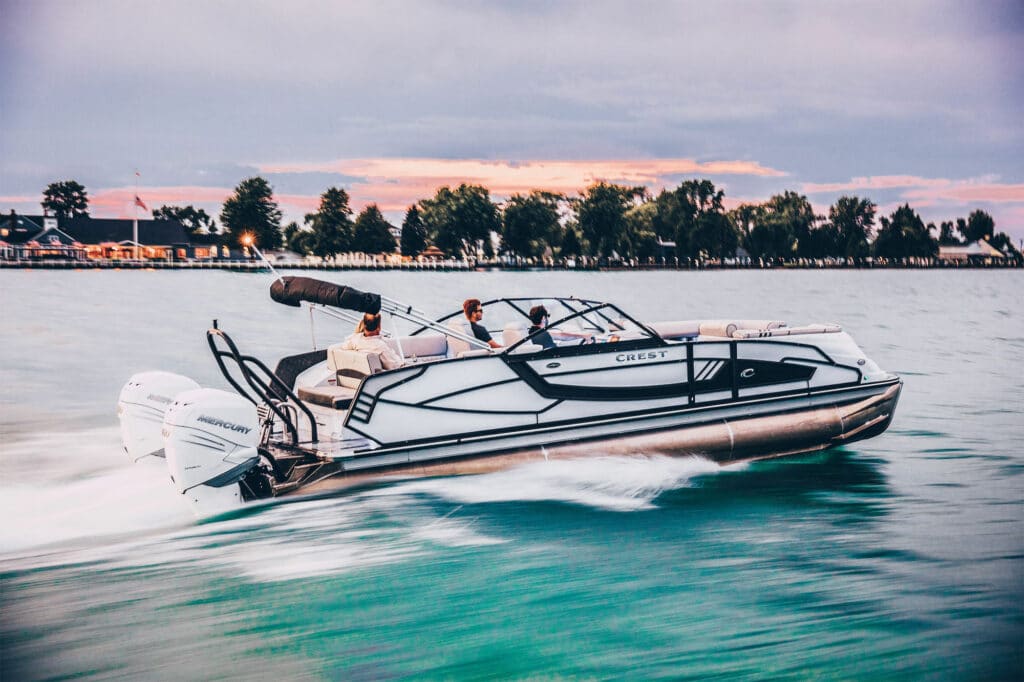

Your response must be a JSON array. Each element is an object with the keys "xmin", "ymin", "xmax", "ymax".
[{"xmin": 133, "ymin": 170, "xmax": 140, "ymax": 261}]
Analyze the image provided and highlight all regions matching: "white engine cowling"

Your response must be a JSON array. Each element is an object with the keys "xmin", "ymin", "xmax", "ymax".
[
  {"xmin": 118, "ymin": 371, "xmax": 201, "ymax": 462},
  {"xmin": 162, "ymin": 388, "xmax": 260, "ymax": 514}
]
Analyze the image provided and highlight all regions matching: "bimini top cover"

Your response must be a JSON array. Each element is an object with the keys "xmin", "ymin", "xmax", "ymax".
[{"xmin": 270, "ymin": 276, "xmax": 382, "ymax": 314}]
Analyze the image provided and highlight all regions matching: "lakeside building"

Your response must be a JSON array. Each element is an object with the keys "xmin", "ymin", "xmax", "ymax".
[
  {"xmin": 937, "ymin": 239, "xmax": 1013, "ymax": 265},
  {"xmin": 0, "ymin": 214, "xmax": 86, "ymax": 260},
  {"xmin": 0, "ymin": 212, "xmax": 237, "ymax": 262}
]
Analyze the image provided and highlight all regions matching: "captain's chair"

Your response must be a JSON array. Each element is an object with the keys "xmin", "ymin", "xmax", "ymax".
[
  {"xmin": 503, "ymin": 323, "xmax": 527, "ymax": 347},
  {"xmin": 446, "ymin": 320, "xmax": 473, "ymax": 357}
]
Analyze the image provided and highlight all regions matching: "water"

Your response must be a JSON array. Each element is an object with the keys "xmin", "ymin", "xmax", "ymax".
[{"xmin": 1, "ymin": 269, "xmax": 1021, "ymax": 680}]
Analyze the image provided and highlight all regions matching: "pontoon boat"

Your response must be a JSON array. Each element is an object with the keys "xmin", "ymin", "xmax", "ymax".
[{"xmin": 118, "ymin": 277, "xmax": 902, "ymax": 516}]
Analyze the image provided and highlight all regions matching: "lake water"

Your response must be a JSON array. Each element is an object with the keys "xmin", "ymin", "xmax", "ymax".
[{"xmin": 1, "ymin": 269, "xmax": 1021, "ymax": 680}]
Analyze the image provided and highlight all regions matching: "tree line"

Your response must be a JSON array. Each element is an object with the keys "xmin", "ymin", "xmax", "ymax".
[{"xmin": 34, "ymin": 177, "xmax": 1022, "ymax": 261}]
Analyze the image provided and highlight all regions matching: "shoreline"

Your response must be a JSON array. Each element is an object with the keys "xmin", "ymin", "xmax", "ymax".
[{"xmin": 0, "ymin": 259, "xmax": 1020, "ymax": 272}]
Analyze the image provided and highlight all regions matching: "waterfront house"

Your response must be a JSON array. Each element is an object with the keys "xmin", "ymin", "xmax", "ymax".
[
  {"xmin": 63, "ymin": 217, "xmax": 190, "ymax": 260},
  {"xmin": 1, "ymin": 213, "xmax": 86, "ymax": 260},
  {"xmin": 937, "ymin": 239, "xmax": 1009, "ymax": 265},
  {"xmin": 1, "ymin": 212, "xmax": 196, "ymax": 262}
]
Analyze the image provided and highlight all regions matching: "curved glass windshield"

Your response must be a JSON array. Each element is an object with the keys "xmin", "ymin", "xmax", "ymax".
[{"xmin": 418, "ymin": 297, "xmax": 657, "ymax": 354}]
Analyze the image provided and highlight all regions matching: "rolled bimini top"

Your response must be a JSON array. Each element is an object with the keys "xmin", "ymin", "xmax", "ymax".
[{"xmin": 270, "ymin": 276, "xmax": 382, "ymax": 314}]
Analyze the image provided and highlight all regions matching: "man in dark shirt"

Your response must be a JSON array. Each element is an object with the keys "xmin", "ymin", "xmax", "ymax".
[
  {"xmin": 463, "ymin": 298, "xmax": 501, "ymax": 349},
  {"xmin": 527, "ymin": 305, "xmax": 557, "ymax": 349}
]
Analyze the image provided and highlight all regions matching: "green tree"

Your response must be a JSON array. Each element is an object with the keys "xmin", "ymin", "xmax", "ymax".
[
  {"xmin": 873, "ymin": 204, "xmax": 938, "ymax": 259},
  {"xmin": 304, "ymin": 187, "xmax": 355, "ymax": 260},
  {"xmin": 745, "ymin": 212, "xmax": 796, "ymax": 260},
  {"xmin": 765, "ymin": 191, "xmax": 816, "ymax": 258},
  {"xmin": 220, "ymin": 177, "xmax": 283, "ymax": 249},
  {"xmin": 800, "ymin": 223, "xmax": 842, "ymax": 259},
  {"xmin": 989, "ymin": 232, "xmax": 1022, "ymax": 259},
  {"xmin": 573, "ymin": 182, "xmax": 645, "ymax": 258},
  {"xmin": 501, "ymin": 191, "xmax": 563, "ymax": 259},
  {"xmin": 625, "ymin": 202, "xmax": 660, "ymax": 260},
  {"xmin": 41, "ymin": 180, "xmax": 89, "ymax": 219},
  {"xmin": 559, "ymin": 224, "xmax": 582, "ymax": 259},
  {"xmin": 689, "ymin": 212, "xmax": 739, "ymax": 258},
  {"xmin": 728, "ymin": 203, "xmax": 761, "ymax": 249},
  {"xmin": 938, "ymin": 220, "xmax": 960, "ymax": 246},
  {"xmin": 958, "ymin": 209, "xmax": 995, "ymax": 243},
  {"xmin": 400, "ymin": 205, "xmax": 427, "ymax": 257},
  {"xmin": 652, "ymin": 179, "xmax": 727, "ymax": 259},
  {"xmin": 739, "ymin": 191, "xmax": 816, "ymax": 260},
  {"xmin": 153, "ymin": 205, "xmax": 216, "ymax": 235},
  {"xmin": 352, "ymin": 204, "xmax": 397, "ymax": 254},
  {"xmin": 828, "ymin": 196, "xmax": 876, "ymax": 259},
  {"xmin": 282, "ymin": 221, "xmax": 313, "ymax": 255},
  {"xmin": 419, "ymin": 184, "xmax": 500, "ymax": 258}
]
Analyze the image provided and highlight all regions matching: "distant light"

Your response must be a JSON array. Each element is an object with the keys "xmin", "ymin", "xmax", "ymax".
[{"xmin": 241, "ymin": 233, "xmax": 254, "ymax": 246}]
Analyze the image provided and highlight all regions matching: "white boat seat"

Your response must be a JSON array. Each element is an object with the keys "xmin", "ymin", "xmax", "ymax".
[
  {"xmin": 326, "ymin": 348, "xmax": 384, "ymax": 387},
  {"xmin": 648, "ymin": 320, "xmax": 702, "ymax": 339},
  {"xmin": 298, "ymin": 348, "xmax": 383, "ymax": 410},
  {"xmin": 446, "ymin": 320, "xmax": 474, "ymax": 357},
  {"xmin": 503, "ymin": 323, "xmax": 527, "ymax": 346},
  {"xmin": 297, "ymin": 385, "xmax": 357, "ymax": 410},
  {"xmin": 385, "ymin": 334, "xmax": 448, "ymax": 363}
]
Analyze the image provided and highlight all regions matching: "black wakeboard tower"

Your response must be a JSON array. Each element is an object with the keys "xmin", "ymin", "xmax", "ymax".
[{"xmin": 206, "ymin": 276, "xmax": 494, "ymax": 444}]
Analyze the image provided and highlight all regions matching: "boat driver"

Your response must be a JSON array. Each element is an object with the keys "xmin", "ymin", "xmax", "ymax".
[
  {"xmin": 463, "ymin": 299, "xmax": 502, "ymax": 349},
  {"xmin": 340, "ymin": 313, "xmax": 403, "ymax": 369},
  {"xmin": 527, "ymin": 305, "xmax": 557, "ymax": 349}
]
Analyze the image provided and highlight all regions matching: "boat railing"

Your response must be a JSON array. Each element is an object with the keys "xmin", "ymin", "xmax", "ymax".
[{"xmin": 206, "ymin": 322, "xmax": 319, "ymax": 445}]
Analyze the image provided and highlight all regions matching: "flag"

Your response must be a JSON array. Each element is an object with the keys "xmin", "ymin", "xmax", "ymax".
[{"xmin": 134, "ymin": 195, "xmax": 148, "ymax": 211}]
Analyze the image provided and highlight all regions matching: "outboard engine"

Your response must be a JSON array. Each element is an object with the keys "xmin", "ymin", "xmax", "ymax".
[
  {"xmin": 162, "ymin": 388, "xmax": 260, "ymax": 515},
  {"xmin": 118, "ymin": 371, "xmax": 201, "ymax": 462}
]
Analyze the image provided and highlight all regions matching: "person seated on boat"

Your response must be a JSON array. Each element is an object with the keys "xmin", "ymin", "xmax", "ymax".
[
  {"xmin": 340, "ymin": 313, "xmax": 403, "ymax": 370},
  {"xmin": 463, "ymin": 298, "xmax": 502, "ymax": 349},
  {"xmin": 527, "ymin": 305, "xmax": 557, "ymax": 349}
]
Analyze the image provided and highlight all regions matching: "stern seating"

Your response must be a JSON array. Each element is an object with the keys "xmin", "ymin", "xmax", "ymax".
[
  {"xmin": 331, "ymin": 349, "xmax": 383, "ymax": 388},
  {"xmin": 384, "ymin": 334, "xmax": 448, "ymax": 363},
  {"xmin": 298, "ymin": 348, "xmax": 385, "ymax": 410}
]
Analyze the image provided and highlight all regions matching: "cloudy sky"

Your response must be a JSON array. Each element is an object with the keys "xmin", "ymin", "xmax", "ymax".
[{"xmin": 2, "ymin": 0, "xmax": 1022, "ymax": 241}]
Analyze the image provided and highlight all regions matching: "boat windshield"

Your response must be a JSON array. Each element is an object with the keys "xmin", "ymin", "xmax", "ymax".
[{"xmin": 423, "ymin": 297, "xmax": 657, "ymax": 353}]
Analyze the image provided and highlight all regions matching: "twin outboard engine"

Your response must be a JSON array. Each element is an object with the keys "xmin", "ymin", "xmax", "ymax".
[
  {"xmin": 118, "ymin": 371, "xmax": 201, "ymax": 462},
  {"xmin": 118, "ymin": 373, "xmax": 261, "ymax": 516}
]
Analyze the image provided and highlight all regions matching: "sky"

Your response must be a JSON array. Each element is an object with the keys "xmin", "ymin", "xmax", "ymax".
[{"xmin": 2, "ymin": 0, "xmax": 1023, "ymax": 242}]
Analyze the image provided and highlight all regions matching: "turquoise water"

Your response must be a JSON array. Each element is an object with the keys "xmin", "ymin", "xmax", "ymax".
[{"xmin": 1, "ymin": 270, "xmax": 1021, "ymax": 680}]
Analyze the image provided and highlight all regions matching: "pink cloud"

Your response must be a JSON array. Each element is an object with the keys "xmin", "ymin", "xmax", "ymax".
[
  {"xmin": 803, "ymin": 175, "xmax": 1024, "ymax": 206},
  {"xmin": 261, "ymin": 157, "xmax": 787, "ymax": 206},
  {"xmin": 89, "ymin": 186, "xmax": 234, "ymax": 217},
  {"xmin": 802, "ymin": 175, "xmax": 951, "ymax": 193},
  {"xmin": 903, "ymin": 183, "xmax": 1024, "ymax": 204}
]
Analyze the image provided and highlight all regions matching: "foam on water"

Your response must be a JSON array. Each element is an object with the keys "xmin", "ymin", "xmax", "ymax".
[
  {"xmin": 185, "ymin": 496, "xmax": 504, "ymax": 582},
  {"xmin": 375, "ymin": 454, "xmax": 734, "ymax": 511},
  {"xmin": 0, "ymin": 426, "xmax": 193, "ymax": 555}
]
